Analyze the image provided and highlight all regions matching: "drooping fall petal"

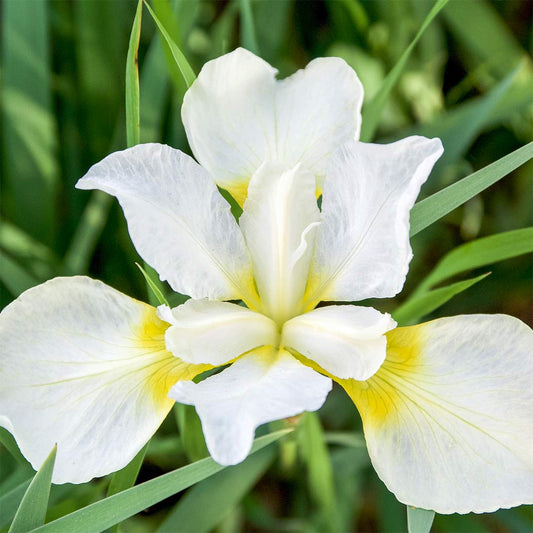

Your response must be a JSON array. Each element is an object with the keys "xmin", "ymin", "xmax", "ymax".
[
  {"xmin": 182, "ymin": 47, "xmax": 363, "ymax": 204},
  {"xmin": 341, "ymin": 315, "xmax": 533, "ymax": 514},
  {"xmin": 0, "ymin": 277, "xmax": 208, "ymax": 484}
]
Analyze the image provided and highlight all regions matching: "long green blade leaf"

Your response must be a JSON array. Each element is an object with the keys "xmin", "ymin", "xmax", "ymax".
[
  {"xmin": 125, "ymin": 0, "xmax": 143, "ymax": 147},
  {"xmin": 0, "ymin": 480, "xmax": 32, "ymax": 529},
  {"xmin": 360, "ymin": 0, "xmax": 449, "ymax": 141},
  {"xmin": 31, "ymin": 430, "xmax": 290, "ymax": 533},
  {"xmin": 416, "ymin": 227, "xmax": 533, "ymax": 295},
  {"xmin": 407, "ymin": 506, "xmax": 435, "ymax": 533},
  {"xmin": 410, "ymin": 142, "xmax": 533, "ymax": 236},
  {"xmin": 239, "ymin": 0, "xmax": 259, "ymax": 54},
  {"xmin": 8, "ymin": 446, "xmax": 56, "ymax": 533},
  {"xmin": 157, "ymin": 446, "xmax": 275, "ymax": 533},
  {"xmin": 394, "ymin": 273, "xmax": 489, "ymax": 326},
  {"xmin": 135, "ymin": 263, "xmax": 169, "ymax": 306},
  {"xmin": 144, "ymin": 1, "xmax": 196, "ymax": 89}
]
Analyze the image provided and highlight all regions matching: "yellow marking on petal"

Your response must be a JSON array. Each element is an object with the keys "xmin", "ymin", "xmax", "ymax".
[
  {"xmin": 340, "ymin": 324, "xmax": 428, "ymax": 427},
  {"xmin": 224, "ymin": 181, "xmax": 250, "ymax": 207},
  {"xmin": 135, "ymin": 306, "xmax": 212, "ymax": 408}
]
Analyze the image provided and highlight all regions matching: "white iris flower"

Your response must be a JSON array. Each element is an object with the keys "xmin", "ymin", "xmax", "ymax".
[{"xmin": 1, "ymin": 49, "xmax": 532, "ymax": 515}]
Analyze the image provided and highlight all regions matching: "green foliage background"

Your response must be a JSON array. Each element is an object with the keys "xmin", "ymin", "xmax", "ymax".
[{"xmin": 1, "ymin": 0, "xmax": 532, "ymax": 531}]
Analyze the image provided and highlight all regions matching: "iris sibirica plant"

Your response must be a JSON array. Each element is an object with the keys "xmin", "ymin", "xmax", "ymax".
[{"xmin": 1, "ymin": 49, "xmax": 532, "ymax": 514}]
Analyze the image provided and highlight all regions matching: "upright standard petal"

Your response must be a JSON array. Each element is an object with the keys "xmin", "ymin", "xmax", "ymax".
[
  {"xmin": 0, "ymin": 277, "xmax": 209, "ymax": 484},
  {"xmin": 169, "ymin": 347, "xmax": 332, "ymax": 466},
  {"xmin": 182, "ymin": 47, "xmax": 363, "ymax": 204},
  {"xmin": 239, "ymin": 163, "xmax": 320, "ymax": 323},
  {"xmin": 159, "ymin": 300, "xmax": 278, "ymax": 366},
  {"xmin": 342, "ymin": 315, "xmax": 533, "ymax": 514},
  {"xmin": 77, "ymin": 144, "xmax": 257, "ymax": 305},
  {"xmin": 305, "ymin": 137, "xmax": 443, "ymax": 307},
  {"xmin": 282, "ymin": 305, "xmax": 396, "ymax": 380}
]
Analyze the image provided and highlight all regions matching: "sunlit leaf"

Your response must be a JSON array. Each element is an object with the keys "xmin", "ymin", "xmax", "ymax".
[{"xmin": 407, "ymin": 506, "xmax": 436, "ymax": 533}]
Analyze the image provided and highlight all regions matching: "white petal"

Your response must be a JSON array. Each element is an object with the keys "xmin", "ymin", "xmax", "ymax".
[
  {"xmin": 282, "ymin": 305, "xmax": 396, "ymax": 380},
  {"xmin": 305, "ymin": 137, "xmax": 443, "ymax": 306},
  {"xmin": 76, "ymin": 144, "xmax": 257, "ymax": 304},
  {"xmin": 342, "ymin": 315, "xmax": 533, "ymax": 514},
  {"xmin": 240, "ymin": 163, "xmax": 320, "ymax": 323},
  {"xmin": 182, "ymin": 48, "xmax": 363, "ymax": 204},
  {"xmin": 0, "ymin": 277, "xmax": 208, "ymax": 484},
  {"xmin": 159, "ymin": 300, "xmax": 278, "ymax": 366},
  {"xmin": 170, "ymin": 348, "xmax": 332, "ymax": 465}
]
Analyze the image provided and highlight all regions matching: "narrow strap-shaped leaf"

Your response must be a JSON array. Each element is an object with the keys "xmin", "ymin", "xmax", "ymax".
[
  {"xmin": 239, "ymin": 0, "xmax": 259, "ymax": 54},
  {"xmin": 414, "ymin": 227, "xmax": 533, "ymax": 296},
  {"xmin": 8, "ymin": 446, "xmax": 56, "ymax": 533},
  {"xmin": 360, "ymin": 0, "xmax": 449, "ymax": 141},
  {"xmin": 410, "ymin": 142, "xmax": 533, "ymax": 236},
  {"xmin": 0, "ymin": 479, "xmax": 32, "ymax": 530},
  {"xmin": 144, "ymin": 1, "xmax": 196, "ymax": 89},
  {"xmin": 30, "ymin": 430, "xmax": 290, "ymax": 533},
  {"xmin": 407, "ymin": 506, "xmax": 435, "ymax": 533},
  {"xmin": 0, "ymin": 429, "xmax": 30, "ymax": 468},
  {"xmin": 135, "ymin": 263, "xmax": 169, "ymax": 306},
  {"xmin": 393, "ymin": 273, "xmax": 489, "ymax": 326},
  {"xmin": 156, "ymin": 446, "xmax": 275, "ymax": 533},
  {"xmin": 298, "ymin": 413, "xmax": 340, "ymax": 532},
  {"xmin": 125, "ymin": 0, "xmax": 143, "ymax": 147}
]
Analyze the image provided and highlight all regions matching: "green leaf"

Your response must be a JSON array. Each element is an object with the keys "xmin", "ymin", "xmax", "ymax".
[
  {"xmin": 144, "ymin": 1, "xmax": 196, "ymax": 90},
  {"xmin": 360, "ymin": 0, "xmax": 449, "ymax": 141},
  {"xmin": 298, "ymin": 413, "xmax": 340, "ymax": 532},
  {"xmin": 407, "ymin": 506, "xmax": 436, "ymax": 533},
  {"xmin": 239, "ymin": 0, "xmax": 259, "ymax": 54},
  {"xmin": 174, "ymin": 404, "xmax": 209, "ymax": 463},
  {"xmin": 0, "ymin": 250, "xmax": 41, "ymax": 297},
  {"xmin": 125, "ymin": 0, "xmax": 143, "ymax": 147},
  {"xmin": 135, "ymin": 262, "xmax": 169, "ymax": 306},
  {"xmin": 410, "ymin": 142, "xmax": 533, "ymax": 237},
  {"xmin": 0, "ymin": 429, "xmax": 30, "ymax": 468},
  {"xmin": 0, "ymin": 479, "xmax": 32, "ymax": 530},
  {"xmin": 63, "ymin": 191, "xmax": 114, "ymax": 275},
  {"xmin": 8, "ymin": 445, "xmax": 56, "ymax": 533},
  {"xmin": 31, "ymin": 430, "xmax": 290, "ymax": 533},
  {"xmin": 157, "ymin": 446, "xmax": 275, "ymax": 533},
  {"xmin": 393, "ymin": 273, "xmax": 489, "ymax": 326},
  {"xmin": 2, "ymin": 0, "xmax": 59, "ymax": 245},
  {"xmin": 107, "ymin": 443, "xmax": 148, "ymax": 498},
  {"xmin": 415, "ymin": 227, "xmax": 533, "ymax": 295}
]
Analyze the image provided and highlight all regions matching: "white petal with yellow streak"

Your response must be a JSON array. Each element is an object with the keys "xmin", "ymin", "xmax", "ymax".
[
  {"xmin": 182, "ymin": 47, "xmax": 363, "ymax": 204},
  {"xmin": 305, "ymin": 137, "xmax": 443, "ymax": 306},
  {"xmin": 159, "ymin": 300, "xmax": 278, "ymax": 366},
  {"xmin": 282, "ymin": 305, "xmax": 395, "ymax": 380},
  {"xmin": 240, "ymin": 163, "xmax": 320, "ymax": 323},
  {"xmin": 0, "ymin": 277, "xmax": 208, "ymax": 484},
  {"xmin": 77, "ymin": 144, "xmax": 257, "ymax": 304},
  {"xmin": 342, "ymin": 315, "xmax": 533, "ymax": 514},
  {"xmin": 170, "ymin": 348, "xmax": 332, "ymax": 466}
]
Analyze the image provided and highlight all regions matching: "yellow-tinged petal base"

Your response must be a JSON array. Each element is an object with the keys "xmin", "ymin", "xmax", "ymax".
[
  {"xmin": 339, "ymin": 324, "xmax": 427, "ymax": 426},
  {"xmin": 136, "ymin": 307, "xmax": 212, "ymax": 408}
]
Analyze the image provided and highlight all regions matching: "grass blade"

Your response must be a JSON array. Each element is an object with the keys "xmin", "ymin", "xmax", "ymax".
[
  {"xmin": 31, "ymin": 430, "xmax": 290, "ymax": 533},
  {"xmin": 157, "ymin": 446, "xmax": 275, "ymax": 533},
  {"xmin": 360, "ymin": 0, "xmax": 449, "ymax": 141},
  {"xmin": 410, "ymin": 142, "xmax": 533, "ymax": 236},
  {"xmin": 239, "ymin": 0, "xmax": 259, "ymax": 54},
  {"xmin": 125, "ymin": 0, "xmax": 143, "ymax": 147},
  {"xmin": 135, "ymin": 263, "xmax": 169, "ymax": 306},
  {"xmin": 0, "ymin": 480, "xmax": 32, "ymax": 530},
  {"xmin": 144, "ymin": 1, "xmax": 196, "ymax": 90},
  {"xmin": 394, "ymin": 273, "xmax": 489, "ymax": 326},
  {"xmin": 407, "ymin": 506, "xmax": 435, "ymax": 533},
  {"xmin": 8, "ymin": 446, "xmax": 56, "ymax": 533},
  {"xmin": 415, "ymin": 227, "xmax": 533, "ymax": 295}
]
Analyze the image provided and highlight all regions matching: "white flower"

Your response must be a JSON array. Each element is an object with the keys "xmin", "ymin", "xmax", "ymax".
[{"xmin": 1, "ymin": 49, "xmax": 532, "ymax": 515}]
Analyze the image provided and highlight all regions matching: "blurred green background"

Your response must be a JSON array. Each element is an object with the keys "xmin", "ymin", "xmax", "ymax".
[{"xmin": 1, "ymin": 0, "xmax": 532, "ymax": 531}]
